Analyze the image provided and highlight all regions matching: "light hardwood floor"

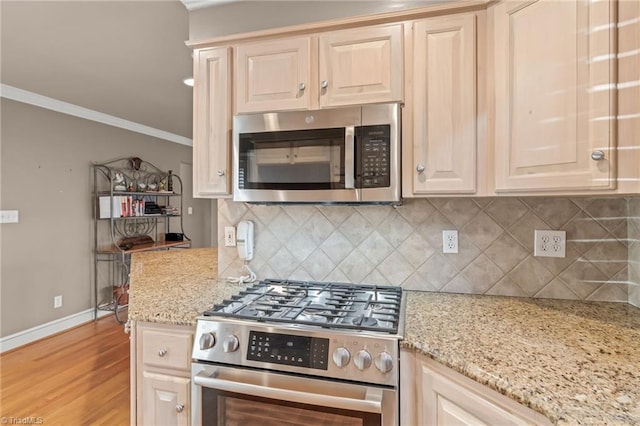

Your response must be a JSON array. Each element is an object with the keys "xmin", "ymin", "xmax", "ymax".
[{"xmin": 0, "ymin": 315, "xmax": 130, "ymax": 425}]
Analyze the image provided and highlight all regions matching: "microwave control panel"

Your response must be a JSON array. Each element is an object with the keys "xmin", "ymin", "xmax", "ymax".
[{"xmin": 355, "ymin": 125, "xmax": 391, "ymax": 188}]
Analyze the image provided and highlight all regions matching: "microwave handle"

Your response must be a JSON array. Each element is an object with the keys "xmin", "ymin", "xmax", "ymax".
[
  {"xmin": 345, "ymin": 126, "xmax": 355, "ymax": 189},
  {"xmin": 194, "ymin": 369, "xmax": 383, "ymax": 414}
]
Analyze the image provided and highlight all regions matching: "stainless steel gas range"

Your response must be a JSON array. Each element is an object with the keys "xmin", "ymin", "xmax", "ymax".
[{"xmin": 191, "ymin": 278, "xmax": 405, "ymax": 426}]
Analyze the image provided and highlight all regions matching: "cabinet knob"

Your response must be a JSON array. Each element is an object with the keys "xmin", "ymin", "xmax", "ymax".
[
  {"xmin": 158, "ymin": 348, "xmax": 167, "ymax": 357},
  {"xmin": 175, "ymin": 403, "xmax": 185, "ymax": 413},
  {"xmin": 321, "ymin": 80, "xmax": 329, "ymax": 90},
  {"xmin": 591, "ymin": 150, "xmax": 605, "ymax": 161},
  {"xmin": 298, "ymin": 83, "xmax": 306, "ymax": 91},
  {"xmin": 217, "ymin": 169, "xmax": 225, "ymax": 177},
  {"xmin": 416, "ymin": 164, "xmax": 425, "ymax": 174}
]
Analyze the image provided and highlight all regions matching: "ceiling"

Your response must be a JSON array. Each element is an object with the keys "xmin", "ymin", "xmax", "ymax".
[{"xmin": 1, "ymin": 0, "xmax": 193, "ymax": 140}]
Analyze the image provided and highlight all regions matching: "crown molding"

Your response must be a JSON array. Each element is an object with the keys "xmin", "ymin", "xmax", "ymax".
[{"xmin": 0, "ymin": 84, "xmax": 192, "ymax": 147}]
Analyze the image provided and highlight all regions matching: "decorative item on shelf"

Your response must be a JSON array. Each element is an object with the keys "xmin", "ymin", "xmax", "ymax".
[
  {"xmin": 117, "ymin": 235, "xmax": 154, "ymax": 251},
  {"xmin": 162, "ymin": 205, "xmax": 180, "ymax": 216},
  {"xmin": 113, "ymin": 284, "xmax": 129, "ymax": 305},
  {"xmin": 138, "ymin": 182, "xmax": 147, "ymax": 192},
  {"xmin": 165, "ymin": 232, "xmax": 184, "ymax": 242},
  {"xmin": 167, "ymin": 170, "xmax": 174, "ymax": 192},
  {"xmin": 147, "ymin": 183, "xmax": 157, "ymax": 191},
  {"xmin": 113, "ymin": 172, "xmax": 126, "ymax": 191},
  {"xmin": 130, "ymin": 157, "xmax": 142, "ymax": 171}
]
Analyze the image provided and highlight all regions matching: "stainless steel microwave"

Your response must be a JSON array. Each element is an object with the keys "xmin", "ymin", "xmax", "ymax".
[{"xmin": 232, "ymin": 103, "xmax": 401, "ymax": 204}]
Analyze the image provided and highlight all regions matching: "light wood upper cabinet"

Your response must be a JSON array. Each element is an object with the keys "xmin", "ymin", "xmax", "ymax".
[
  {"xmin": 491, "ymin": 0, "xmax": 617, "ymax": 192},
  {"xmin": 193, "ymin": 47, "xmax": 232, "ymax": 197},
  {"xmin": 319, "ymin": 24, "xmax": 403, "ymax": 108},
  {"xmin": 234, "ymin": 24, "xmax": 403, "ymax": 113},
  {"xmin": 235, "ymin": 37, "xmax": 313, "ymax": 113},
  {"xmin": 404, "ymin": 13, "xmax": 478, "ymax": 196}
]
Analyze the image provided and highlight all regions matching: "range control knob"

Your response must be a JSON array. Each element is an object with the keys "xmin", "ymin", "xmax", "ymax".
[
  {"xmin": 199, "ymin": 332, "xmax": 216, "ymax": 350},
  {"xmin": 332, "ymin": 347, "xmax": 351, "ymax": 368},
  {"xmin": 222, "ymin": 335, "xmax": 240, "ymax": 353},
  {"xmin": 354, "ymin": 350, "xmax": 372, "ymax": 370},
  {"xmin": 374, "ymin": 352, "xmax": 394, "ymax": 373}
]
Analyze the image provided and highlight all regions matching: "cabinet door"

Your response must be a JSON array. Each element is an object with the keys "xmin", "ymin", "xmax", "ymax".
[
  {"xmin": 418, "ymin": 360, "xmax": 543, "ymax": 426},
  {"xmin": 235, "ymin": 37, "xmax": 312, "ymax": 113},
  {"xmin": 319, "ymin": 25, "xmax": 403, "ymax": 107},
  {"xmin": 492, "ymin": 0, "xmax": 616, "ymax": 192},
  {"xmin": 409, "ymin": 14, "xmax": 477, "ymax": 195},
  {"xmin": 193, "ymin": 47, "xmax": 231, "ymax": 197},
  {"xmin": 141, "ymin": 371, "xmax": 190, "ymax": 426}
]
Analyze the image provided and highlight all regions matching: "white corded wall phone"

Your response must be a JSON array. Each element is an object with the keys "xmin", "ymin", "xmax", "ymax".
[
  {"xmin": 227, "ymin": 220, "xmax": 256, "ymax": 284},
  {"xmin": 236, "ymin": 220, "xmax": 254, "ymax": 261}
]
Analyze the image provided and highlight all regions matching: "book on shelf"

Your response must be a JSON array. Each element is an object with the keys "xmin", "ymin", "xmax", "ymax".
[{"xmin": 98, "ymin": 196, "xmax": 147, "ymax": 218}]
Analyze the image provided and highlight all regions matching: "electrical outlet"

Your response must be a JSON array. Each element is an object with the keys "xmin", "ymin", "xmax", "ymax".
[
  {"xmin": 224, "ymin": 226, "xmax": 236, "ymax": 247},
  {"xmin": 442, "ymin": 230, "xmax": 458, "ymax": 254},
  {"xmin": 534, "ymin": 230, "xmax": 566, "ymax": 258},
  {"xmin": 0, "ymin": 210, "xmax": 19, "ymax": 223},
  {"xmin": 54, "ymin": 295, "xmax": 63, "ymax": 309}
]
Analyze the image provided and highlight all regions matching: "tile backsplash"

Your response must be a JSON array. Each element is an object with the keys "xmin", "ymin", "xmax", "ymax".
[
  {"xmin": 629, "ymin": 197, "xmax": 640, "ymax": 307},
  {"xmin": 218, "ymin": 197, "xmax": 638, "ymax": 305}
]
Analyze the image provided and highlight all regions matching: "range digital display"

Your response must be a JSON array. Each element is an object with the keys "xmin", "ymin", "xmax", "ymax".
[{"xmin": 247, "ymin": 331, "xmax": 329, "ymax": 370}]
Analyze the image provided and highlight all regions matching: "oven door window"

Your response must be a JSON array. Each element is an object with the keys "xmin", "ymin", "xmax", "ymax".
[
  {"xmin": 202, "ymin": 388, "xmax": 380, "ymax": 426},
  {"xmin": 238, "ymin": 128, "xmax": 346, "ymax": 190}
]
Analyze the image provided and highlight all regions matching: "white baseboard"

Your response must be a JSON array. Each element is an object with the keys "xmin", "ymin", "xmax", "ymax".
[{"xmin": 0, "ymin": 308, "xmax": 112, "ymax": 353}]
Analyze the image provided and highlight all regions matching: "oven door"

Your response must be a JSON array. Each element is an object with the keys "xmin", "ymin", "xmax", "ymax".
[{"xmin": 191, "ymin": 363, "xmax": 397, "ymax": 426}]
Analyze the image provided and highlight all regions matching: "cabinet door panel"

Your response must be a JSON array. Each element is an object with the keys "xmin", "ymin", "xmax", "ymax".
[
  {"xmin": 141, "ymin": 329, "xmax": 192, "ymax": 371},
  {"xmin": 193, "ymin": 47, "xmax": 231, "ymax": 197},
  {"xmin": 319, "ymin": 25, "xmax": 403, "ymax": 107},
  {"xmin": 411, "ymin": 14, "xmax": 477, "ymax": 194},
  {"xmin": 421, "ymin": 365, "xmax": 530, "ymax": 426},
  {"xmin": 235, "ymin": 37, "xmax": 311, "ymax": 113},
  {"xmin": 141, "ymin": 372, "xmax": 190, "ymax": 426},
  {"xmin": 493, "ymin": 0, "xmax": 616, "ymax": 192}
]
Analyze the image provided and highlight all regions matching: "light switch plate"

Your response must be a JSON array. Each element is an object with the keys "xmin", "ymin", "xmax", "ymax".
[
  {"xmin": 534, "ymin": 230, "xmax": 566, "ymax": 258},
  {"xmin": 0, "ymin": 210, "xmax": 19, "ymax": 223}
]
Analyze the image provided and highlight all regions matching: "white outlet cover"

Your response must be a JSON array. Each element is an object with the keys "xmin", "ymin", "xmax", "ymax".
[
  {"xmin": 224, "ymin": 226, "xmax": 236, "ymax": 247},
  {"xmin": 534, "ymin": 230, "xmax": 566, "ymax": 258},
  {"xmin": 442, "ymin": 230, "xmax": 459, "ymax": 254}
]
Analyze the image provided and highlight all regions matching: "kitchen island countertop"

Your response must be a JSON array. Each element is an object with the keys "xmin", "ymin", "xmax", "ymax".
[
  {"xmin": 402, "ymin": 291, "xmax": 640, "ymax": 425},
  {"xmin": 127, "ymin": 249, "xmax": 640, "ymax": 424}
]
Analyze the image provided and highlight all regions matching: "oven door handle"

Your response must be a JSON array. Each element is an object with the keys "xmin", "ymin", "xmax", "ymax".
[{"xmin": 194, "ymin": 370, "xmax": 383, "ymax": 414}]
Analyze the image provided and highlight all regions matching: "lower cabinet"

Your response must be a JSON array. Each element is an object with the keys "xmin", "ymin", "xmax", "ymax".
[
  {"xmin": 400, "ymin": 349, "xmax": 552, "ymax": 426},
  {"xmin": 132, "ymin": 322, "xmax": 195, "ymax": 426}
]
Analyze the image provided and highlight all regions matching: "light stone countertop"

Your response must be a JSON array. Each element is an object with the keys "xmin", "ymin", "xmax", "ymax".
[
  {"xmin": 127, "ymin": 250, "xmax": 640, "ymax": 424},
  {"xmin": 128, "ymin": 247, "xmax": 247, "ymax": 326},
  {"xmin": 402, "ymin": 291, "xmax": 640, "ymax": 425}
]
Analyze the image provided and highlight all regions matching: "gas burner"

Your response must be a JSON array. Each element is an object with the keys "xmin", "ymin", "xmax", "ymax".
[
  {"xmin": 203, "ymin": 279, "xmax": 402, "ymax": 333},
  {"xmin": 351, "ymin": 315, "xmax": 378, "ymax": 327}
]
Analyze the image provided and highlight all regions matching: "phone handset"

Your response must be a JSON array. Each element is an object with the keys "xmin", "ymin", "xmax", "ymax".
[{"xmin": 236, "ymin": 220, "xmax": 254, "ymax": 261}]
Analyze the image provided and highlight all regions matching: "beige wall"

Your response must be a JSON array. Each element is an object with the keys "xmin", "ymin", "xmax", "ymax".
[{"xmin": 0, "ymin": 99, "xmax": 210, "ymax": 337}]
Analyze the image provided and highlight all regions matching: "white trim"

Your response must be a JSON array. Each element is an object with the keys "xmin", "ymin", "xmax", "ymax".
[
  {"xmin": 0, "ymin": 84, "xmax": 192, "ymax": 147},
  {"xmin": 0, "ymin": 308, "xmax": 112, "ymax": 353}
]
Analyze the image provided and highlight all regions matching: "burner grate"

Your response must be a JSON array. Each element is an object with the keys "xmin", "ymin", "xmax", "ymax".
[{"xmin": 203, "ymin": 278, "xmax": 402, "ymax": 334}]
